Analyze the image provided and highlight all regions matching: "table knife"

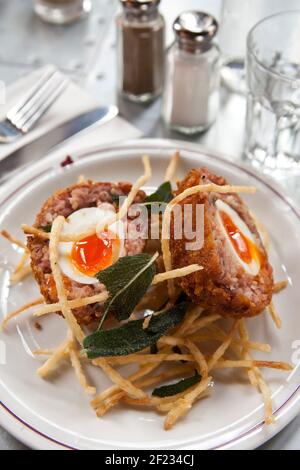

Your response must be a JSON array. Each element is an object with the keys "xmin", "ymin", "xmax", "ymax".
[{"xmin": 0, "ymin": 105, "xmax": 118, "ymax": 184}]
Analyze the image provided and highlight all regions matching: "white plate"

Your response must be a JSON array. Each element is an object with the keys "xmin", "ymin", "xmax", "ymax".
[{"xmin": 0, "ymin": 139, "xmax": 299, "ymax": 450}]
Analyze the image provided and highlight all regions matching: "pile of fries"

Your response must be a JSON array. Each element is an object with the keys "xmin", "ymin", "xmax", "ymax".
[{"xmin": 0, "ymin": 153, "xmax": 291, "ymax": 430}]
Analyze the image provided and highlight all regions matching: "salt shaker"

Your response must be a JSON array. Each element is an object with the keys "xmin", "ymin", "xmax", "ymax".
[
  {"xmin": 116, "ymin": 0, "xmax": 165, "ymax": 103},
  {"xmin": 163, "ymin": 11, "xmax": 220, "ymax": 134}
]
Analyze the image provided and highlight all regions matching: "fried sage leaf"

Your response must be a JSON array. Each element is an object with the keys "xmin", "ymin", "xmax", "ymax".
[
  {"xmin": 152, "ymin": 372, "xmax": 201, "ymax": 397},
  {"xmin": 144, "ymin": 181, "xmax": 173, "ymax": 204},
  {"xmin": 83, "ymin": 302, "xmax": 188, "ymax": 359},
  {"xmin": 39, "ymin": 224, "xmax": 52, "ymax": 233},
  {"xmin": 96, "ymin": 253, "xmax": 157, "ymax": 327},
  {"xmin": 110, "ymin": 193, "xmax": 120, "ymax": 207}
]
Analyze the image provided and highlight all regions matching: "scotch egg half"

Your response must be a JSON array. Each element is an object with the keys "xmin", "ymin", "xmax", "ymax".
[
  {"xmin": 216, "ymin": 199, "xmax": 261, "ymax": 276},
  {"xmin": 57, "ymin": 206, "xmax": 125, "ymax": 285}
]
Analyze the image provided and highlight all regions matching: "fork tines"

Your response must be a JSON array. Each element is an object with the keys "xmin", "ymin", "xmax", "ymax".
[{"xmin": 6, "ymin": 67, "xmax": 69, "ymax": 134}]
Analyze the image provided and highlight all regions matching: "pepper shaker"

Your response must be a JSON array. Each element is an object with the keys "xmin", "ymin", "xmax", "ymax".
[
  {"xmin": 163, "ymin": 11, "xmax": 220, "ymax": 134},
  {"xmin": 116, "ymin": 0, "xmax": 165, "ymax": 103}
]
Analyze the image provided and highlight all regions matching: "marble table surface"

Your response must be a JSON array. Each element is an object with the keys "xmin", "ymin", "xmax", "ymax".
[{"xmin": 0, "ymin": 0, "xmax": 299, "ymax": 450}]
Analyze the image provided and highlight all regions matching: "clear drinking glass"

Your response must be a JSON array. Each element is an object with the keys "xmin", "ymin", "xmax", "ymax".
[
  {"xmin": 244, "ymin": 11, "xmax": 300, "ymax": 177},
  {"xmin": 34, "ymin": 0, "xmax": 92, "ymax": 24},
  {"xmin": 219, "ymin": 0, "xmax": 300, "ymax": 94}
]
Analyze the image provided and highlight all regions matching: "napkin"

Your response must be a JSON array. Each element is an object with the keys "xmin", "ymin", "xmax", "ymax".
[{"xmin": 0, "ymin": 66, "xmax": 142, "ymax": 163}]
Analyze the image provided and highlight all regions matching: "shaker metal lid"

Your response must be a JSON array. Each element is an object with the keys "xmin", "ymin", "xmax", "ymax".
[
  {"xmin": 120, "ymin": 0, "xmax": 161, "ymax": 8},
  {"xmin": 174, "ymin": 11, "xmax": 218, "ymax": 44}
]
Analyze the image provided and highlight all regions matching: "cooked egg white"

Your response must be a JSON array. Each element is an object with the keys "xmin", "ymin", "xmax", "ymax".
[
  {"xmin": 58, "ymin": 207, "xmax": 125, "ymax": 285},
  {"xmin": 216, "ymin": 200, "xmax": 260, "ymax": 276}
]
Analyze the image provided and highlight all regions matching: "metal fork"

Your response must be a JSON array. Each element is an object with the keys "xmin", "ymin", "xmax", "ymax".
[{"xmin": 0, "ymin": 67, "xmax": 69, "ymax": 143}]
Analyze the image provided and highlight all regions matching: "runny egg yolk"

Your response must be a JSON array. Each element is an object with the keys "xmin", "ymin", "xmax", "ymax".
[
  {"xmin": 219, "ymin": 210, "xmax": 260, "ymax": 265},
  {"xmin": 71, "ymin": 232, "xmax": 120, "ymax": 276}
]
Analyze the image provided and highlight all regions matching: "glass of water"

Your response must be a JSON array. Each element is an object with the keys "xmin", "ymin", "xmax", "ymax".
[
  {"xmin": 220, "ymin": 0, "xmax": 300, "ymax": 94},
  {"xmin": 244, "ymin": 11, "xmax": 300, "ymax": 177},
  {"xmin": 34, "ymin": 0, "xmax": 92, "ymax": 24}
]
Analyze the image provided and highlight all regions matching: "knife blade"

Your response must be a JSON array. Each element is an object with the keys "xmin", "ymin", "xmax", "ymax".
[{"xmin": 0, "ymin": 105, "xmax": 118, "ymax": 184}]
